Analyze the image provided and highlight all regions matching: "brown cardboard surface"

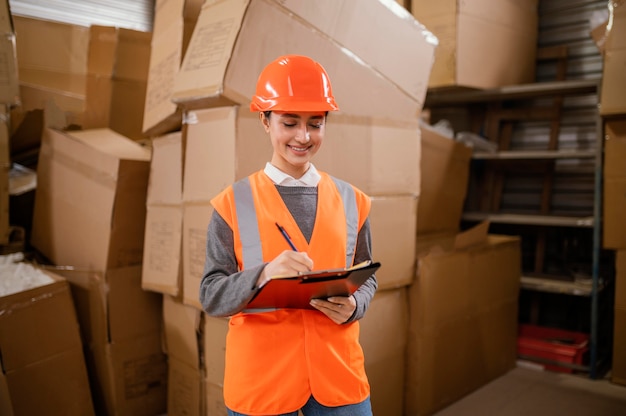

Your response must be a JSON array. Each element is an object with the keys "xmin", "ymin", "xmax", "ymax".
[
  {"xmin": 604, "ymin": 118, "xmax": 626, "ymax": 177},
  {"xmin": 360, "ymin": 287, "xmax": 409, "ymax": 416},
  {"xmin": 600, "ymin": 49, "xmax": 626, "ymax": 116},
  {"xmin": 0, "ymin": 268, "xmax": 94, "ymax": 415},
  {"xmin": 0, "ymin": 0, "xmax": 19, "ymax": 105},
  {"xmin": 370, "ymin": 195, "xmax": 418, "ymax": 289},
  {"xmin": 31, "ymin": 128, "xmax": 151, "ymax": 271},
  {"xmin": 172, "ymin": 0, "xmax": 423, "ymax": 122},
  {"xmin": 277, "ymin": 0, "xmax": 436, "ymax": 105},
  {"xmin": 317, "ymin": 114, "xmax": 421, "ymax": 195},
  {"xmin": 142, "ymin": 205, "xmax": 184, "ymax": 295},
  {"xmin": 405, "ymin": 226, "xmax": 521, "ymax": 415},
  {"xmin": 616, "ymin": 250, "xmax": 626, "ymax": 310},
  {"xmin": 168, "ymin": 357, "xmax": 205, "ymax": 416},
  {"xmin": 206, "ymin": 381, "xmax": 228, "ymax": 416},
  {"xmin": 50, "ymin": 266, "xmax": 162, "ymax": 347},
  {"xmin": 417, "ymin": 123, "xmax": 472, "ymax": 234},
  {"xmin": 143, "ymin": 132, "xmax": 184, "ymax": 295},
  {"xmin": 182, "ymin": 106, "xmax": 267, "ymax": 204},
  {"xmin": 603, "ymin": 177, "xmax": 626, "ymax": 249},
  {"xmin": 163, "ymin": 294, "xmax": 202, "ymax": 369},
  {"xmin": 0, "ymin": 347, "xmax": 95, "ymax": 416},
  {"xmin": 183, "ymin": 203, "xmax": 214, "ymax": 309},
  {"xmin": 202, "ymin": 314, "xmax": 228, "ymax": 386},
  {"xmin": 85, "ymin": 25, "xmax": 151, "ymax": 140},
  {"xmin": 412, "ymin": 0, "xmax": 537, "ymax": 89},
  {"xmin": 88, "ymin": 332, "xmax": 167, "ymax": 416},
  {"xmin": 143, "ymin": 0, "xmax": 202, "ymax": 137},
  {"xmin": 0, "ymin": 108, "xmax": 9, "ymax": 244}
]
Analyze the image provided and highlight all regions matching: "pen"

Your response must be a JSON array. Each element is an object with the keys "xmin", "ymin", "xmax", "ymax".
[{"xmin": 275, "ymin": 222, "xmax": 298, "ymax": 251}]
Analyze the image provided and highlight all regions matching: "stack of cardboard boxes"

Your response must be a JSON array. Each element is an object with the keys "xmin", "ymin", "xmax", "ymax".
[
  {"xmin": 140, "ymin": 0, "xmax": 438, "ymax": 415},
  {"xmin": 5, "ymin": 0, "xmax": 542, "ymax": 414},
  {"xmin": 598, "ymin": 0, "xmax": 626, "ymax": 388}
]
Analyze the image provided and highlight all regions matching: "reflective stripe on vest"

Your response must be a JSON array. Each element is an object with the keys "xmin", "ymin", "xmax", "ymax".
[{"xmin": 233, "ymin": 176, "xmax": 358, "ymax": 269}]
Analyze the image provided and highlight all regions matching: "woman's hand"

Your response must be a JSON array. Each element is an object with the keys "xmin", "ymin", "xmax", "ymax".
[
  {"xmin": 309, "ymin": 295, "xmax": 356, "ymax": 324},
  {"xmin": 256, "ymin": 250, "xmax": 313, "ymax": 288}
]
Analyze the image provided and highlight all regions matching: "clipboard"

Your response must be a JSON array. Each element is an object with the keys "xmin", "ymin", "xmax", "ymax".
[{"xmin": 246, "ymin": 261, "xmax": 381, "ymax": 310}]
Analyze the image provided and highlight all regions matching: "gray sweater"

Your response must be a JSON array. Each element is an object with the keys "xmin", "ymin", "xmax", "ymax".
[{"xmin": 199, "ymin": 185, "xmax": 377, "ymax": 321}]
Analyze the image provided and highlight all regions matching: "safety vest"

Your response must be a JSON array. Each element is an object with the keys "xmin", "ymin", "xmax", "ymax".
[{"xmin": 210, "ymin": 170, "xmax": 371, "ymax": 415}]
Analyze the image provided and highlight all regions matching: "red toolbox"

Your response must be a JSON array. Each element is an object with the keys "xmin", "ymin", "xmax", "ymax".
[{"xmin": 517, "ymin": 324, "xmax": 589, "ymax": 373}]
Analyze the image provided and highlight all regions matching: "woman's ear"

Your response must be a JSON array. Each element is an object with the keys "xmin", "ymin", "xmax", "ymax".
[{"xmin": 259, "ymin": 112, "xmax": 271, "ymax": 133}]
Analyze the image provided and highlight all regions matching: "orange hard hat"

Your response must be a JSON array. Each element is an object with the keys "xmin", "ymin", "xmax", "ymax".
[{"xmin": 250, "ymin": 55, "xmax": 339, "ymax": 112}]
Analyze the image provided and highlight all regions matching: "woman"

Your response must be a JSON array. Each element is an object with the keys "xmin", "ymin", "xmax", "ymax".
[{"xmin": 200, "ymin": 54, "xmax": 377, "ymax": 416}]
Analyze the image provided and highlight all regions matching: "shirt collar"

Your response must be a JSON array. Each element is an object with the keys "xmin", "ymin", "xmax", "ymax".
[{"xmin": 264, "ymin": 162, "xmax": 321, "ymax": 187}]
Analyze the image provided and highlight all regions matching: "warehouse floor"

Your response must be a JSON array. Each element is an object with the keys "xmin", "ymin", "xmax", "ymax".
[{"xmin": 432, "ymin": 364, "xmax": 626, "ymax": 416}]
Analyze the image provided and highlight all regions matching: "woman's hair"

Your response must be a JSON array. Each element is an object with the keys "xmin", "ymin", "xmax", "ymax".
[{"xmin": 262, "ymin": 111, "xmax": 329, "ymax": 120}]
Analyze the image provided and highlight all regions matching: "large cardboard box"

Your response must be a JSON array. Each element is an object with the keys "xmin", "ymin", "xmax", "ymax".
[
  {"xmin": 203, "ymin": 314, "xmax": 229, "ymax": 415},
  {"xmin": 172, "ymin": 0, "xmax": 424, "ymax": 122},
  {"xmin": 417, "ymin": 122, "xmax": 472, "ymax": 235},
  {"xmin": 84, "ymin": 25, "xmax": 152, "ymax": 141},
  {"xmin": 14, "ymin": 16, "xmax": 89, "ymax": 128},
  {"xmin": 0, "ymin": 0, "xmax": 19, "ymax": 105},
  {"xmin": 360, "ymin": 287, "xmax": 409, "ymax": 416},
  {"xmin": 142, "ymin": 132, "xmax": 184, "ymax": 296},
  {"xmin": 369, "ymin": 195, "xmax": 418, "ymax": 289},
  {"xmin": 412, "ymin": 0, "xmax": 538, "ymax": 89},
  {"xmin": 406, "ymin": 222, "xmax": 521, "ymax": 415},
  {"xmin": 163, "ymin": 294, "xmax": 202, "ymax": 369},
  {"xmin": 317, "ymin": 115, "xmax": 421, "ymax": 196},
  {"xmin": 603, "ymin": 118, "xmax": 626, "ymax": 249},
  {"xmin": 613, "ymin": 250, "xmax": 626, "ymax": 386},
  {"xmin": 182, "ymin": 203, "xmax": 214, "ymax": 309},
  {"xmin": 168, "ymin": 357, "xmax": 205, "ymax": 416},
  {"xmin": 0, "ymin": 106, "xmax": 9, "ymax": 245},
  {"xmin": 143, "ymin": 0, "xmax": 203, "ymax": 137},
  {"xmin": 51, "ymin": 265, "xmax": 166, "ymax": 416},
  {"xmin": 31, "ymin": 128, "xmax": 151, "ymax": 270},
  {"xmin": 272, "ymin": 0, "xmax": 436, "ymax": 106},
  {"xmin": 0, "ymin": 268, "xmax": 94, "ymax": 416},
  {"xmin": 600, "ymin": 0, "xmax": 626, "ymax": 115}
]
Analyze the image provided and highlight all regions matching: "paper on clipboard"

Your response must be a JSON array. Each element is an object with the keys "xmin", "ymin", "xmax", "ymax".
[{"xmin": 246, "ymin": 260, "xmax": 381, "ymax": 310}]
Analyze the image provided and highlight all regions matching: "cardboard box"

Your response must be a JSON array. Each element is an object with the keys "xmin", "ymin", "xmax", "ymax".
[
  {"xmin": 0, "ymin": 0, "xmax": 19, "ymax": 105},
  {"xmin": 142, "ymin": 132, "xmax": 184, "ymax": 295},
  {"xmin": 603, "ymin": 118, "xmax": 626, "ymax": 249},
  {"xmin": 172, "ymin": 0, "xmax": 423, "ymax": 122},
  {"xmin": 183, "ymin": 203, "xmax": 214, "ymax": 309},
  {"xmin": 405, "ymin": 222, "xmax": 521, "ymax": 415},
  {"xmin": 202, "ymin": 314, "xmax": 229, "ymax": 414},
  {"xmin": 613, "ymin": 250, "xmax": 625, "ymax": 387},
  {"xmin": 412, "ymin": 0, "xmax": 538, "ymax": 89},
  {"xmin": 31, "ymin": 128, "xmax": 151, "ymax": 271},
  {"xmin": 317, "ymin": 115, "xmax": 421, "ymax": 195},
  {"xmin": 206, "ymin": 381, "xmax": 228, "ymax": 416},
  {"xmin": 274, "ymin": 0, "xmax": 436, "ymax": 106},
  {"xmin": 88, "ymin": 332, "xmax": 168, "ymax": 416},
  {"xmin": 417, "ymin": 122, "xmax": 472, "ymax": 235},
  {"xmin": 183, "ymin": 106, "xmax": 267, "ymax": 204},
  {"xmin": 0, "ymin": 106, "xmax": 9, "ymax": 245},
  {"xmin": 143, "ymin": 0, "xmax": 203, "ymax": 137},
  {"xmin": 168, "ymin": 357, "xmax": 205, "ymax": 416},
  {"xmin": 85, "ymin": 25, "xmax": 152, "ymax": 141},
  {"xmin": 360, "ymin": 287, "xmax": 409, "ymax": 416},
  {"xmin": 599, "ymin": 0, "xmax": 626, "ymax": 115},
  {"xmin": 183, "ymin": 107, "xmax": 422, "ymax": 201},
  {"xmin": 14, "ymin": 16, "xmax": 89, "ymax": 128},
  {"xmin": 163, "ymin": 294, "xmax": 202, "ymax": 369},
  {"xmin": 0, "ymin": 269, "xmax": 94, "ymax": 416},
  {"xmin": 369, "ymin": 195, "xmax": 418, "ymax": 289},
  {"xmin": 50, "ymin": 265, "xmax": 166, "ymax": 415}
]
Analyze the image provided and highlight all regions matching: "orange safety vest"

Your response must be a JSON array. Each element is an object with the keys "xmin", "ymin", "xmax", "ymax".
[{"xmin": 211, "ymin": 170, "xmax": 371, "ymax": 415}]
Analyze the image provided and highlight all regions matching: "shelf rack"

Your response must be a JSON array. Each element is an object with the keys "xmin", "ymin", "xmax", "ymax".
[{"xmin": 425, "ymin": 78, "xmax": 606, "ymax": 378}]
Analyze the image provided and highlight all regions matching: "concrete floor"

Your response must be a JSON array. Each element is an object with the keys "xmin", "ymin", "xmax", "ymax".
[{"xmin": 433, "ymin": 364, "xmax": 626, "ymax": 416}]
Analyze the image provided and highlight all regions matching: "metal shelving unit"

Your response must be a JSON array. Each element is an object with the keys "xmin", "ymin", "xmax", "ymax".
[{"xmin": 425, "ymin": 77, "xmax": 608, "ymax": 378}]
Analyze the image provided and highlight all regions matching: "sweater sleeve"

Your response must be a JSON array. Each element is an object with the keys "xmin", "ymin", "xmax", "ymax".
[
  {"xmin": 199, "ymin": 210, "xmax": 265, "ymax": 317},
  {"xmin": 346, "ymin": 217, "xmax": 378, "ymax": 323}
]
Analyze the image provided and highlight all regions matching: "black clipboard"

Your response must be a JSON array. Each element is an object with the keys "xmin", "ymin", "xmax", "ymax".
[{"xmin": 246, "ymin": 261, "xmax": 381, "ymax": 310}]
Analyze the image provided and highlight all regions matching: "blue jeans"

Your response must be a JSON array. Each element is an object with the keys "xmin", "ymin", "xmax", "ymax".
[{"xmin": 226, "ymin": 395, "xmax": 372, "ymax": 416}]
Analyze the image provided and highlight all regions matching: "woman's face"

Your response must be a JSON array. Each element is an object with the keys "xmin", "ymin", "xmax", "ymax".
[{"xmin": 262, "ymin": 111, "xmax": 326, "ymax": 179}]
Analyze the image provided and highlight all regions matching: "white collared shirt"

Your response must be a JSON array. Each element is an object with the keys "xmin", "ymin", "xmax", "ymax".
[{"xmin": 264, "ymin": 162, "xmax": 321, "ymax": 187}]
